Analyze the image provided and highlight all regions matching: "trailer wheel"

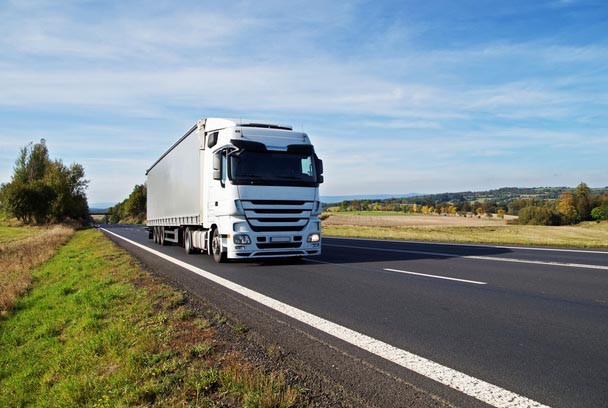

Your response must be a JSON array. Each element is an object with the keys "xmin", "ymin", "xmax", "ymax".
[
  {"xmin": 158, "ymin": 227, "xmax": 167, "ymax": 246},
  {"xmin": 153, "ymin": 227, "xmax": 158, "ymax": 244},
  {"xmin": 211, "ymin": 228, "xmax": 226, "ymax": 263}
]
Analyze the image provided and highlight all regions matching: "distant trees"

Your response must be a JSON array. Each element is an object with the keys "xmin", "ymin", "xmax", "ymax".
[
  {"xmin": 0, "ymin": 140, "xmax": 89, "ymax": 224},
  {"xmin": 105, "ymin": 184, "xmax": 147, "ymax": 224},
  {"xmin": 327, "ymin": 182, "xmax": 608, "ymax": 226},
  {"xmin": 517, "ymin": 206, "xmax": 561, "ymax": 226},
  {"xmin": 512, "ymin": 182, "xmax": 605, "ymax": 226}
]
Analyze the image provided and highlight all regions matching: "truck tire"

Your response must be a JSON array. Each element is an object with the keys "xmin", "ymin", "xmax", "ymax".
[
  {"xmin": 153, "ymin": 227, "xmax": 159, "ymax": 244},
  {"xmin": 160, "ymin": 227, "xmax": 167, "ymax": 246},
  {"xmin": 184, "ymin": 228, "xmax": 199, "ymax": 254},
  {"xmin": 211, "ymin": 227, "xmax": 226, "ymax": 263}
]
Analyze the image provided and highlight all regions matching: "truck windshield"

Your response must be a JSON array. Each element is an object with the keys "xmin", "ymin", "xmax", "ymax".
[{"xmin": 229, "ymin": 150, "xmax": 319, "ymax": 186}]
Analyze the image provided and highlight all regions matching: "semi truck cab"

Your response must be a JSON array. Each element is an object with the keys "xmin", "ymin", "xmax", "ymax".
[{"xmin": 146, "ymin": 118, "xmax": 324, "ymax": 262}]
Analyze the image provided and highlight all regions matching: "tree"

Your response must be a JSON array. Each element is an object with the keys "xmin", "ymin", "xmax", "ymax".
[
  {"xmin": 591, "ymin": 204, "xmax": 608, "ymax": 221},
  {"xmin": 12, "ymin": 140, "xmax": 51, "ymax": 184},
  {"xmin": 1, "ymin": 141, "xmax": 89, "ymax": 224},
  {"xmin": 574, "ymin": 182, "xmax": 592, "ymax": 221},
  {"xmin": 126, "ymin": 184, "xmax": 147, "ymax": 220},
  {"xmin": 1, "ymin": 180, "xmax": 56, "ymax": 224},
  {"xmin": 518, "ymin": 206, "xmax": 561, "ymax": 226},
  {"xmin": 557, "ymin": 190, "xmax": 578, "ymax": 224}
]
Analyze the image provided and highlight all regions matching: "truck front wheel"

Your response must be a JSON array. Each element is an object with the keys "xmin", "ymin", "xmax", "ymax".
[
  {"xmin": 211, "ymin": 228, "xmax": 226, "ymax": 263},
  {"xmin": 184, "ymin": 228, "xmax": 199, "ymax": 254}
]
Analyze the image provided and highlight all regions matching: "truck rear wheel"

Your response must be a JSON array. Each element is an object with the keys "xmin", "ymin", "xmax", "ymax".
[
  {"xmin": 159, "ymin": 227, "xmax": 167, "ymax": 246},
  {"xmin": 211, "ymin": 228, "xmax": 226, "ymax": 263}
]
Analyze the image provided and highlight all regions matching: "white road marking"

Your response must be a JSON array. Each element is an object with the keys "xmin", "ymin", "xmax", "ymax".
[
  {"xmin": 102, "ymin": 228, "xmax": 550, "ymax": 408},
  {"xmin": 325, "ymin": 243, "xmax": 608, "ymax": 271},
  {"xmin": 384, "ymin": 268, "xmax": 487, "ymax": 285}
]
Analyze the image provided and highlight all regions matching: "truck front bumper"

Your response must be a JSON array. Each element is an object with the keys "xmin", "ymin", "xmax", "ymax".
[{"xmin": 222, "ymin": 217, "xmax": 322, "ymax": 259}]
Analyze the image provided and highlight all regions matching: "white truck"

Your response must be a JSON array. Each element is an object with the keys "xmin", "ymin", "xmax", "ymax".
[{"xmin": 146, "ymin": 118, "xmax": 324, "ymax": 262}]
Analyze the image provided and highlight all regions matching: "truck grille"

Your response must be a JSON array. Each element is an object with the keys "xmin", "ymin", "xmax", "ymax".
[{"xmin": 242, "ymin": 200, "xmax": 313, "ymax": 232}]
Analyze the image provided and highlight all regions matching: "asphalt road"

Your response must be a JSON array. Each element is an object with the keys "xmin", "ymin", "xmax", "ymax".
[{"xmin": 102, "ymin": 224, "xmax": 608, "ymax": 408}]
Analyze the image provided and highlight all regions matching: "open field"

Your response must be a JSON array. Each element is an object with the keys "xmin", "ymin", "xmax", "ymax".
[
  {"xmin": 0, "ymin": 229, "xmax": 300, "ymax": 407},
  {"xmin": 324, "ymin": 213, "xmax": 511, "ymax": 227},
  {"xmin": 0, "ymin": 226, "xmax": 45, "ymax": 244},
  {"xmin": 322, "ymin": 213, "xmax": 608, "ymax": 248}
]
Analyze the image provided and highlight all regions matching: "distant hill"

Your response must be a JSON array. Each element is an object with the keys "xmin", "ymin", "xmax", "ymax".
[
  {"xmin": 321, "ymin": 193, "xmax": 420, "ymax": 204},
  {"xmin": 88, "ymin": 202, "xmax": 117, "ymax": 211}
]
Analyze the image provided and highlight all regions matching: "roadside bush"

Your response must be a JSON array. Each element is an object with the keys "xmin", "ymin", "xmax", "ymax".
[
  {"xmin": 517, "ymin": 206, "xmax": 562, "ymax": 226},
  {"xmin": 591, "ymin": 204, "xmax": 608, "ymax": 221}
]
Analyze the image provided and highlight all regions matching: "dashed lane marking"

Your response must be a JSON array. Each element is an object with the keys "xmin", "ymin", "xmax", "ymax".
[{"xmin": 324, "ymin": 243, "xmax": 608, "ymax": 270}]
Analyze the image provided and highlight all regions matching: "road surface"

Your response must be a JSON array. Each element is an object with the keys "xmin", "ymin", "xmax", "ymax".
[{"xmin": 102, "ymin": 224, "xmax": 608, "ymax": 408}]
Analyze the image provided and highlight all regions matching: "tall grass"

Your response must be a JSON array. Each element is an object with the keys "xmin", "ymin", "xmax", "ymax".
[{"xmin": 0, "ymin": 225, "xmax": 73, "ymax": 316}]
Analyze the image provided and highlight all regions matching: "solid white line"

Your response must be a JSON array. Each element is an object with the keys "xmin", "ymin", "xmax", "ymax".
[
  {"xmin": 383, "ymin": 268, "xmax": 487, "ymax": 285},
  {"xmin": 324, "ymin": 243, "xmax": 608, "ymax": 271},
  {"xmin": 101, "ymin": 228, "xmax": 550, "ymax": 408}
]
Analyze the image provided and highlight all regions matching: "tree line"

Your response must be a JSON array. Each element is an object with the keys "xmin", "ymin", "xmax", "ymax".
[
  {"xmin": 0, "ymin": 140, "xmax": 89, "ymax": 224},
  {"xmin": 328, "ymin": 182, "xmax": 608, "ymax": 225},
  {"xmin": 103, "ymin": 184, "xmax": 146, "ymax": 224}
]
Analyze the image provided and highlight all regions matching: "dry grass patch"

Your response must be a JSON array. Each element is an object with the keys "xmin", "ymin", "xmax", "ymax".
[
  {"xmin": 323, "ymin": 221, "xmax": 608, "ymax": 249},
  {"xmin": 0, "ymin": 225, "xmax": 73, "ymax": 316},
  {"xmin": 324, "ymin": 213, "xmax": 509, "ymax": 227}
]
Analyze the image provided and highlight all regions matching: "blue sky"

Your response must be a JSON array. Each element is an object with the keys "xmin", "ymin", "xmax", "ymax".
[{"xmin": 1, "ymin": 0, "xmax": 606, "ymax": 205}]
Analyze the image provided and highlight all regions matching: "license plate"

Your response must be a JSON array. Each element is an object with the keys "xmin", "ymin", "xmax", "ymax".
[{"xmin": 269, "ymin": 236, "xmax": 290, "ymax": 243}]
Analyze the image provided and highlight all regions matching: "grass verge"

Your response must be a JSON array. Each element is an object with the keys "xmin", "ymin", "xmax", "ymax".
[
  {"xmin": 0, "ymin": 229, "xmax": 300, "ymax": 407},
  {"xmin": 0, "ymin": 225, "xmax": 73, "ymax": 316},
  {"xmin": 323, "ymin": 221, "xmax": 608, "ymax": 248}
]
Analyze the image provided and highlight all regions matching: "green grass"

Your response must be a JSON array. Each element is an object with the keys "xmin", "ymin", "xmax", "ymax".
[
  {"xmin": 0, "ymin": 229, "xmax": 300, "ymax": 407},
  {"xmin": 323, "ymin": 221, "xmax": 608, "ymax": 248}
]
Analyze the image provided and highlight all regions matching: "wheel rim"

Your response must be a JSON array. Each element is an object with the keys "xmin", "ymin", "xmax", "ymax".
[
  {"xmin": 212, "ymin": 230, "xmax": 220, "ymax": 255},
  {"xmin": 185, "ymin": 229, "xmax": 191, "ymax": 252}
]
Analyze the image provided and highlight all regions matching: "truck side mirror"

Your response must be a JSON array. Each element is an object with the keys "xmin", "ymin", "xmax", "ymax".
[
  {"xmin": 315, "ymin": 157, "xmax": 324, "ymax": 184},
  {"xmin": 207, "ymin": 132, "xmax": 218, "ymax": 148},
  {"xmin": 213, "ymin": 152, "xmax": 222, "ymax": 180}
]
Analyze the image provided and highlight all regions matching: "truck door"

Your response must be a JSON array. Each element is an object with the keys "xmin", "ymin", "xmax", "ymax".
[{"xmin": 208, "ymin": 149, "xmax": 227, "ymax": 219}]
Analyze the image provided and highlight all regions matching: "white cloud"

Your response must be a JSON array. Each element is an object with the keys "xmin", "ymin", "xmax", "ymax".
[{"xmin": 0, "ymin": 1, "xmax": 606, "ymax": 200}]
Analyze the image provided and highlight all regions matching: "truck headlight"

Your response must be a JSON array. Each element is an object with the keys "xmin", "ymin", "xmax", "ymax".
[
  {"xmin": 233, "ymin": 234, "xmax": 251, "ymax": 245},
  {"xmin": 307, "ymin": 233, "xmax": 320, "ymax": 243}
]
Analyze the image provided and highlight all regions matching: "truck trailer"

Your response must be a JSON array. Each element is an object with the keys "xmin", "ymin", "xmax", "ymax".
[{"xmin": 146, "ymin": 118, "xmax": 324, "ymax": 262}]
